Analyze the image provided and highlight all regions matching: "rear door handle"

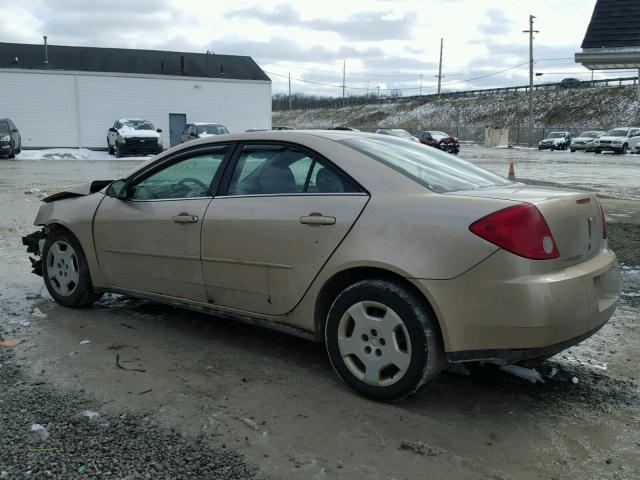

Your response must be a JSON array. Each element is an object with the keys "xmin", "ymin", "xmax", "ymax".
[
  {"xmin": 299, "ymin": 213, "xmax": 336, "ymax": 225},
  {"xmin": 172, "ymin": 213, "xmax": 199, "ymax": 224}
]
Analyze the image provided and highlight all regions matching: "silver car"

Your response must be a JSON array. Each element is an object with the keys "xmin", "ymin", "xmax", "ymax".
[{"xmin": 570, "ymin": 131, "xmax": 605, "ymax": 152}]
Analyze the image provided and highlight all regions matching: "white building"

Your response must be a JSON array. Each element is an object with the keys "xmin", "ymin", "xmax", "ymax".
[{"xmin": 0, "ymin": 42, "xmax": 272, "ymax": 148}]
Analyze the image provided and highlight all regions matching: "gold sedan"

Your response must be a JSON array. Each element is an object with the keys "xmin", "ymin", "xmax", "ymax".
[{"xmin": 24, "ymin": 131, "xmax": 620, "ymax": 401}]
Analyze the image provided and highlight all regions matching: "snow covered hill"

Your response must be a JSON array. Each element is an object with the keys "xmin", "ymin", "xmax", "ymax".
[{"xmin": 273, "ymin": 85, "xmax": 640, "ymax": 142}]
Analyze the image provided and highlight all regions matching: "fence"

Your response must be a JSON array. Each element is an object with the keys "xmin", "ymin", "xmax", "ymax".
[{"xmin": 272, "ymin": 76, "xmax": 640, "ymax": 111}]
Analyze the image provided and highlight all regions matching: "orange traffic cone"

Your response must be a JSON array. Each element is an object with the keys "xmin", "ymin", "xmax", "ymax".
[{"xmin": 508, "ymin": 161, "xmax": 516, "ymax": 181}]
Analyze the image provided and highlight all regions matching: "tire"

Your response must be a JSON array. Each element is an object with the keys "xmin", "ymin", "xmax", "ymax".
[
  {"xmin": 594, "ymin": 149, "xmax": 601, "ymax": 154},
  {"xmin": 8, "ymin": 142, "xmax": 15, "ymax": 159},
  {"xmin": 570, "ymin": 149, "xmax": 576, "ymax": 152},
  {"xmin": 115, "ymin": 144, "xmax": 125, "ymax": 158},
  {"xmin": 42, "ymin": 228, "xmax": 103, "ymax": 307},
  {"xmin": 622, "ymin": 144, "xmax": 629, "ymax": 154},
  {"xmin": 107, "ymin": 139, "xmax": 115, "ymax": 155},
  {"xmin": 325, "ymin": 279, "xmax": 444, "ymax": 402}
]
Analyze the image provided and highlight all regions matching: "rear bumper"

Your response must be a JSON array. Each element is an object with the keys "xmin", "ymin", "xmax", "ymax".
[{"xmin": 413, "ymin": 249, "xmax": 620, "ymax": 360}]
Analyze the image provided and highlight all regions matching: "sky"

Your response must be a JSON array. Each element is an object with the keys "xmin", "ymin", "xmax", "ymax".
[{"xmin": 0, "ymin": 0, "xmax": 629, "ymax": 97}]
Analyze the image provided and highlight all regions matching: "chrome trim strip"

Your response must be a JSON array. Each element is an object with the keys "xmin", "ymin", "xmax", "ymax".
[
  {"xmin": 103, "ymin": 248, "xmax": 199, "ymax": 261},
  {"xmin": 127, "ymin": 197, "xmax": 212, "ymax": 203},
  {"xmin": 201, "ymin": 256, "xmax": 293, "ymax": 269},
  {"xmin": 214, "ymin": 193, "xmax": 368, "ymax": 199}
]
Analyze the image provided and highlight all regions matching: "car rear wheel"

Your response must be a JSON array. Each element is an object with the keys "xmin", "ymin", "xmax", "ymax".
[
  {"xmin": 42, "ymin": 229, "xmax": 103, "ymax": 307},
  {"xmin": 325, "ymin": 279, "xmax": 444, "ymax": 402}
]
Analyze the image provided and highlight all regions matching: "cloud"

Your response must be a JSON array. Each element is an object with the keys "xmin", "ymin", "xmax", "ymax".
[
  {"xmin": 477, "ymin": 9, "xmax": 513, "ymax": 35},
  {"xmin": 226, "ymin": 4, "xmax": 417, "ymax": 41}
]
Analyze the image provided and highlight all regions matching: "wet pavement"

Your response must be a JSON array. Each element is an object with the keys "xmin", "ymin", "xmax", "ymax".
[{"xmin": 1, "ymin": 150, "xmax": 639, "ymax": 479}]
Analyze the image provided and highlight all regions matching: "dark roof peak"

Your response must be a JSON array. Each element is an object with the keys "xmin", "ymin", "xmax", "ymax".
[
  {"xmin": 0, "ymin": 42, "xmax": 270, "ymax": 82},
  {"xmin": 581, "ymin": 0, "xmax": 640, "ymax": 49}
]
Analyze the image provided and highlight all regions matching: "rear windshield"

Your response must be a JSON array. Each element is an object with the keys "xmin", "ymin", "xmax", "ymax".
[
  {"xmin": 197, "ymin": 125, "xmax": 229, "ymax": 135},
  {"xmin": 341, "ymin": 136, "xmax": 511, "ymax": 193}
]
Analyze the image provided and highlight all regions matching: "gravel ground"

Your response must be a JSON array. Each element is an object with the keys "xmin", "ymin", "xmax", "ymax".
[{"xmin": 0, "ymin": 335, "xmax": 261, "ymax": 479}]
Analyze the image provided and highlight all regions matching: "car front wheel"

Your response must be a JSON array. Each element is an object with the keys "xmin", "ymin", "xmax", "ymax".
[
  {"xmin": 42, "ymin": 229, "xmax": 103, "ymax": 307},
  {"xmin": 325, "ymin": 279, "xmax": 444, "ymax": 402},
  {"xmin": 115, "ymin": 144, "xmax": 125, "ymax": 158}
]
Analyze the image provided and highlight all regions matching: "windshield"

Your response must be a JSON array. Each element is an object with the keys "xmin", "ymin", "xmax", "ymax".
[
  {"xmin": 122, "ymin": 120, "xmax": 155, "ymax": 131},
  {"xmin": 388, "ymin": 130, "xmax": 412, "ymax": 139},
  {"xmin": 547, "ymin": 132, "xmax": 567, "ymax": 138},
  {"xmin": 197, "ymin": 125, "xmax": 229, "ymax": 135},
  {"xmin": 0, "ymin": 122, "xmax": 9, "ymax": 133},
  {"xmin": 429, "ymin": 131, "xmax": 449, "ymax": 140},
  {"xmin": 341, "ymin": 136, "xmax": 511, "ymax": 193},
  {"xmin": 605, "ymin": 129, "xmax": 628, "ymax": 137}
]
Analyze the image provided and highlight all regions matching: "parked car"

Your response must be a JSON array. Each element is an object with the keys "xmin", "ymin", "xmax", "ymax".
[
  {"xmin": 107, "ymin": 119, "xmax": 163, "ymax": 158},
  {"xmin": 23, "ymin": 131, "xmax": 619, "ymax": 402},
  {"xmin": 181, "ymin": 123, "xmax": 229, "ymax": 143},
  {"xmin": 376, "ymin": 128, "xmax": 419, "ymax": 142},
  {"xmin": 570, "ymin": 131, "xmax": 605, "ymax": 152},
  {"xmin": 590, "ymin": 127, "xmax": 640, "ymax": 154},
  {"xmin": 538, "ymin": 131, "xmax": 572, "ymax": 150},
  {"xmin": 0, "ymin": 117, "xmax": 21, "ymax": 159},
  {"xmin": 272, "ymin": 126, "xmax": 295, "ymax": 130},
  {"xmin": 560, "ymin": 78, "xmax": 582, "ymax": 88},
  {"xmin": 331, "ymin": 126, "xmax": 361, "ymax": 131},
  {"xmin": 416, "ymin": 130, "xmax": 460, "ymax": 154}
]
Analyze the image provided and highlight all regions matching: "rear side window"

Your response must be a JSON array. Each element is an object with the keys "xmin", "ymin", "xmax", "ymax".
[
  {"xmin": 227, "ymin": 145, "xmax": 359, "ymax": 196},
  {"xmin": 341, "ymin": 136, "xmax": 511, "ymax": 193}
]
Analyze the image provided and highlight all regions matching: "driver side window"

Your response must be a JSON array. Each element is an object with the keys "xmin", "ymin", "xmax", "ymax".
[{"xmin": 130, "ymin": 148, "xmax": 227, "ymax": 200}]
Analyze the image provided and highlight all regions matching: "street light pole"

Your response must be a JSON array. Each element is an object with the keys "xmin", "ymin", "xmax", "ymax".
[{"xmin": 523, "ymin": 15, "xmax": 539, "ymax": 147}]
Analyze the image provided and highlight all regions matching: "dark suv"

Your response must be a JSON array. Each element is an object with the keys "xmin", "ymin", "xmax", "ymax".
[{"xmin": 0, "ymin": 118, "xmax": 21, "ymax": 159}]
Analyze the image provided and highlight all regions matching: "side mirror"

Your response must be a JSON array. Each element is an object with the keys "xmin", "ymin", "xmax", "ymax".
[
  {"xmin": 106, "ymin": 179, "xmax": 129, "ymax": 200},
  {"xmin": 109, "ymin": 127, "xmax": 117, "ymax": 133},
  {"xmin": 12, "ymin": 128, "xmax": 18, "ymax": 133},
  {"xmin": 156, "ymin": 128, "xmax": 163, "ymax": 133}
]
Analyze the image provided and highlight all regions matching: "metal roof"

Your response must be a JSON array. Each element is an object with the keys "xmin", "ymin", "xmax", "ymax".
[
  {"xmin": 575, "ymin": 0, "xmax": 640, "ymax": 69},
  {"xmin": 0, "ymin": 42, "xmax": 270, "ymax": 82},
  {"xmin": 581, "ymin": 0, "xmax": 640, "ymax": 49}
]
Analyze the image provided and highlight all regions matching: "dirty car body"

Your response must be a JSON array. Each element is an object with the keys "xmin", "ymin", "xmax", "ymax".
[{"xmin": 24, "ymin": 131, "xmax": 620, "ymax": 401}]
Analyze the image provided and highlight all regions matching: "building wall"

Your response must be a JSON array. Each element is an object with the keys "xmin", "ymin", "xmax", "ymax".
[{"xmin": 0, "ymin": 69, "xmax": 272, "ymax": 148}]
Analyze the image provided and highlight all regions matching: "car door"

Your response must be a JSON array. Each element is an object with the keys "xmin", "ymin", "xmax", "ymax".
[
  {"xmin": 181, "ymin": 124, "xmax": 191, "ymax": 144},
  {"xmin": 200, "ymin": 143, "xmax": 369, "ymax": 316},
  {"xmin": 94, "ymin": 145, "xmax": 230, "ymax": 301},
  {"xmin": 629, "ymin": 129, "xmax": 640, "ymax": 148},
  {"xmin": 108, "ymin": 121, "xmax": 119, "ymax": 148}
]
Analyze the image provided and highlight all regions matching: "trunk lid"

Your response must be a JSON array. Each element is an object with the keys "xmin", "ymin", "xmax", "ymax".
[{"xmin": 449, "ymin": 185, "xmax": 605, "ymax": 266}]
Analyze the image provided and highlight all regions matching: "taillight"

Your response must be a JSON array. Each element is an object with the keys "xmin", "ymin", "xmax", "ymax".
[
  {"xmin": 599, "ymin": 203, "xmax": 607, "ymax": 239},
  {"xmin": 469, "ymin": 204, "xmax": 559, "ymax": 260}
]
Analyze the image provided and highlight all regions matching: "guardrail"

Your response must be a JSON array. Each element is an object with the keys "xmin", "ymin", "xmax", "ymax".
[{"xmin": 272, "ymin": 75, "xmax": 639, "ymax": 111}]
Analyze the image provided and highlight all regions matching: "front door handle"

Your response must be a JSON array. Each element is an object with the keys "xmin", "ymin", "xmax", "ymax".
[
  {"xmin": 299, "ymin": 212, "xmax": 336, "ymax": 225},
  {"xmin": 172, "ymin": 213, "xmax": 199, "ymax": 224}
]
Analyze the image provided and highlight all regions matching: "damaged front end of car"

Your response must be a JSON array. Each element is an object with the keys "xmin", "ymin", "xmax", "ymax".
[{"xmin": 22, "ymin": 229, "xmax": 46, "ymax": 277}]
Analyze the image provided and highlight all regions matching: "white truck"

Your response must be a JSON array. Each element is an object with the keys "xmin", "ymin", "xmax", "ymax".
[{"xmin": 107, "ymin": 119, "xmax": 163, "ymax": 158}]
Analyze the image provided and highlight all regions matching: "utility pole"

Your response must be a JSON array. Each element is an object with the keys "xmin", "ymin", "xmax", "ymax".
[
  {"xmin": 436, "ymin": 38, "xmax": 444, "ymax": 96},
  {"xmin": 523, "ymin": 15, "xmax": 539, "ymax": 147},
  {"xmin": 342, "ymin": 60, "xmax": 346, "ymax": 104},
  {"xmin": 419, "ymin": 74, "xmax": 423, "ymax": 96},
  {"xmin": 288, "ymin": 72, "xmax": 292, "ymax": 110},
  {"xmin": 377, "ymin": 85, "xmax": 380, "ymax": 99}
]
